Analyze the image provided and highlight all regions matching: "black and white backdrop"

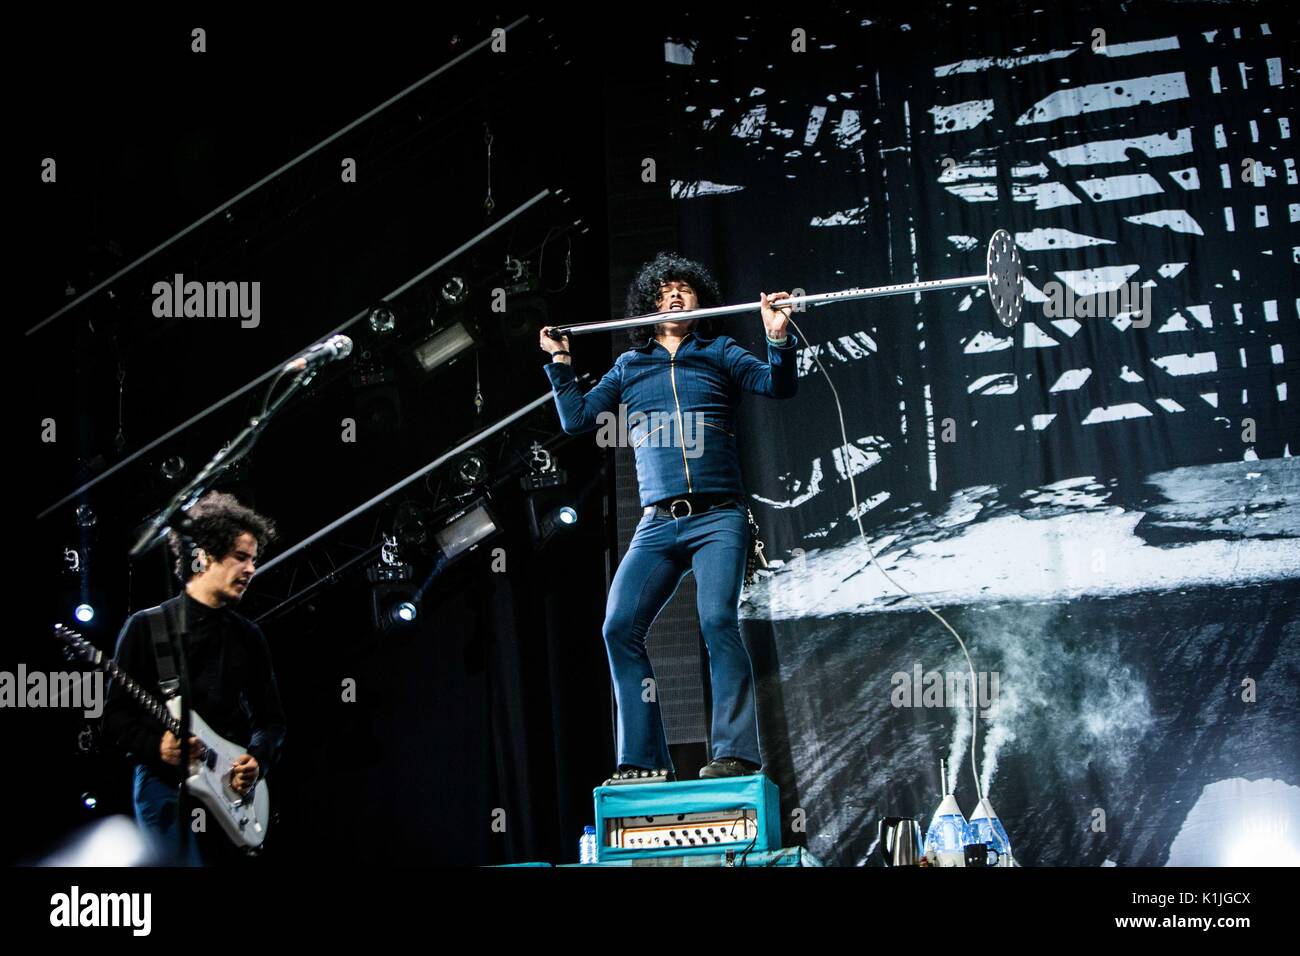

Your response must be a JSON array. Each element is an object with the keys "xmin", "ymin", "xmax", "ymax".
[{"xmin": 649, "ymin": 2, "xmax": 1298, "ymax": 866}]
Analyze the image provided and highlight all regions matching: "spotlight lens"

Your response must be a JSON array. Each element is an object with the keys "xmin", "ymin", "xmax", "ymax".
[
  {"xmin": 160, "ymin": 455, "xmax": 187, "ymax": 481},
  {"xmin": 368, "ymin": 307, "xmax": 396, "ymax": 334},
  {"xmin": 394, "ymin": 602, "xmax": 417, "ymax": 623},
  {"xmin": 81, "ymin": 793, "xmax": 97, "ymax": 810},
  {"xmin": 558, "ymin": 507, "xmax": 578, "ymax": 525},
  {"xmin": 74, "ymin": 604, "xmax": 95, "ymax": 623},
  {"xmin": 456, "ymin": 454, "xmax": 486, "ymax": 486},
  {"xmin": 440, "ymin": 276, "xmax": 468, "ymax": 306}
]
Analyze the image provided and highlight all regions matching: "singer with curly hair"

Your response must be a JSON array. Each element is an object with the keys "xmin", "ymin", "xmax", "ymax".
[{"xmin": 540, "ymin": 252, "xmax": 798, "ymax": 782}]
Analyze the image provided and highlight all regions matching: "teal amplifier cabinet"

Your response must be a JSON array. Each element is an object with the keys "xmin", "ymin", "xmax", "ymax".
[{"xmin": 593, "ymin": 775, "xmax": 782, "ymax": 862}]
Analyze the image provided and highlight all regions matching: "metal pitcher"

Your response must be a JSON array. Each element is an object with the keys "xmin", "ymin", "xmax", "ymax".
[{"xmin": 878, "ymin": 817, "xmax": 923, "ymax": 866}]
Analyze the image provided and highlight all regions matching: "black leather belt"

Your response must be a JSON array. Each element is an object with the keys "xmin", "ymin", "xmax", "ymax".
[{"xmin": 644, "ymin": 494, "xmax": 742, "ymax": 519}]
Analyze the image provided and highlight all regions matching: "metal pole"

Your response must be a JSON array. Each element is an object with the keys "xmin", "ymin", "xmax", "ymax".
[
  {"xmin": 550, "ymin": 274, "xmax": 991, "ymax": 337},
  {"xmin": 552, "ymin": 228, "xmax": 1022, "ymax": 337}
]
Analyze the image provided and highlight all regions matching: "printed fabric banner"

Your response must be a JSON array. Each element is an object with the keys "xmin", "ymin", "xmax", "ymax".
[{"xmin": 660, "ymin": 2, "xmax": 1299, "ymax": 866}]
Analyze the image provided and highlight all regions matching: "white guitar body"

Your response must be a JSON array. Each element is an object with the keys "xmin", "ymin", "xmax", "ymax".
[{"xmin": 167, "ymin": 698, "xmax": 271, "ymax": 850}]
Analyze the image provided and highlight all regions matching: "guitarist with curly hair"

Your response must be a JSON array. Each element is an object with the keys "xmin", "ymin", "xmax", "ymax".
[{"xmin": 103, "ymin": 491, "xmax": 286, "ymax": 864}]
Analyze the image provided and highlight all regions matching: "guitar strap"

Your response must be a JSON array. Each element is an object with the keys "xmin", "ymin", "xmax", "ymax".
[{"xmin": 145, "ymin": 604, "xmax": 182, "ymax": 700}]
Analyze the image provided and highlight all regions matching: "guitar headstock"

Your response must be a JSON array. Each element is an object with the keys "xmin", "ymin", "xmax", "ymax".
[{"xmin": 52, "ymin": 623, "xmax": 103, "ymax": 667}]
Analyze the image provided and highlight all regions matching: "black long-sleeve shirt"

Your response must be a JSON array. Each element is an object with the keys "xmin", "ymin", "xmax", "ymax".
[{"xmin": 103, "ymin": 591, "xmax": 286, "ymax": 784}]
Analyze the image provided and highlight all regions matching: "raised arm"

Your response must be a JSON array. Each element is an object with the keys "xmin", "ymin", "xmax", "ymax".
[
  {"xmin": 724, "ymin": 331, "xmax": 800, "ymax": 398},
  {"xmin": 540, "ymin": 326, "xmax": 624, "ymax": 433}
]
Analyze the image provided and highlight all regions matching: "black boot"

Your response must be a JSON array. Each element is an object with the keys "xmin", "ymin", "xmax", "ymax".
[{"xmin": 698, "ymin": 757, "xmax": 761, "ymax": 779}]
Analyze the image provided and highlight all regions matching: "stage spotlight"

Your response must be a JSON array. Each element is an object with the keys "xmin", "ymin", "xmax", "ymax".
[
  {"xmin": 539, "ymin": 504, "xmax": 578, "ymax": 537},
  {"xmin": 410, "ymin": 321, "xmax": 476, "ymax": 375},
  {"xmin": 526, "ymin": 497, "xmax": 579, "ymax": 549},
  {"xmin": 439, "ymin": 275, "xmax": 469, "ymax": 307},
  {"xmin": 160, "ymin": 455, "xmax": 187, "ymax": 482},
  {"xmin": 373, "ymin": 589, "xmax": 420, "ymax": 632},
  {"xmin": 367, "ymin": 304, "xmax": 397, "ymax": 335},
  {"xmin": 454, "ymin": 453, "xmax": 487, "ymax": 488},
  {"xmin": 74, "ymin": 604, "xmax": 95, "ymax": 624},
  {"xmin": 433, "ymin": 500, "xmax": 500, "ymax": 562},
  {"xmin": 81, "ymin": 793, "xmax": 97, "ymax": 811},
  {"xmin": 366, "ymin": 563, "xmax": 420, "ymax": 634},
  {"xmin": 520, "ymin": 443, "xmax": 577, "ymax": 548}
]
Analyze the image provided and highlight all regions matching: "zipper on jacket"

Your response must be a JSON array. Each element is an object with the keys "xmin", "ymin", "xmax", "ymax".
[{"xmin": 669, "ymin": 354, "xmax": 693, "ymax": 492}]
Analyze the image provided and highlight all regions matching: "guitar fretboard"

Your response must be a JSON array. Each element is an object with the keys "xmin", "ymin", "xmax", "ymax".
[
  {"xmin": 55, "ymin": 626, "xmax": 184, "ymax": 738},
  {"xmin": 101, "ymin": 657, "xmax": 183, "ymax": 738}
]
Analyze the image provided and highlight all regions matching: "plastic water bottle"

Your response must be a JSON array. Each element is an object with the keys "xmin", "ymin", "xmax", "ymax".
[{"xmin": 579, "ymin": 825, "xmax": 598, "ymax": 864}]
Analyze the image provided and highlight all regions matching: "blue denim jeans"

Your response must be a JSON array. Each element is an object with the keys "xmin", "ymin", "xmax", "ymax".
[
  {"xmin": 602, "ymin": 501, "xmax": 760, "ymax": 771},
  {"xmin": 133, "ymin": 764, "xmax": 211, "ymax": 866}
]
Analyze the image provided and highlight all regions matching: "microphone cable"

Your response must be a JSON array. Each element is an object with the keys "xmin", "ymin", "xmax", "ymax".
[{"xmin": 785, "ymin": 313, "xmax": 988, "ymax": 811}]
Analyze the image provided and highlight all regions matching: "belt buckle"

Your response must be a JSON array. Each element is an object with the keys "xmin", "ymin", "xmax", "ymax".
[{"xmin": 669, "ymin": 498, "xmax": 693, "ymax": 519}]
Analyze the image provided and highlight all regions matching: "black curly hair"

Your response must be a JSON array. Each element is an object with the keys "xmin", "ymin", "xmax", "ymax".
[
  {"xmin": 167, "ymin": 490, "xmax": 278, "ymax": 582},
  {"xmin": 623, "ymin": 252, "xmax": 725, "ymax": 349}
]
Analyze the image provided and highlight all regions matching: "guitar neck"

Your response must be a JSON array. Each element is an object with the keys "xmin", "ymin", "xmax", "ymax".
[{"xmin": 99, "ymin": 656, "xmax": 184, "ymax": 739}]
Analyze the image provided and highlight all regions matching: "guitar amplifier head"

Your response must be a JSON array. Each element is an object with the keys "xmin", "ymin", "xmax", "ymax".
[{"xmin": 607, "ymin": 810, "xmax": 759, "ymax": 851}]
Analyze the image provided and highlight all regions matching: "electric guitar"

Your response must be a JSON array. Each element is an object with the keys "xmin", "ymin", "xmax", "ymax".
[{"xmin": 53, "ymin": 623, "xmax": 271, "ymax": 850}]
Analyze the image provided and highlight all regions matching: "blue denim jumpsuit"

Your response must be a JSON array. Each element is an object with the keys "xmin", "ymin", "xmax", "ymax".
[{"xmin": 544, "ymin": 329, "xmax": 799, "ymax": 770}]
